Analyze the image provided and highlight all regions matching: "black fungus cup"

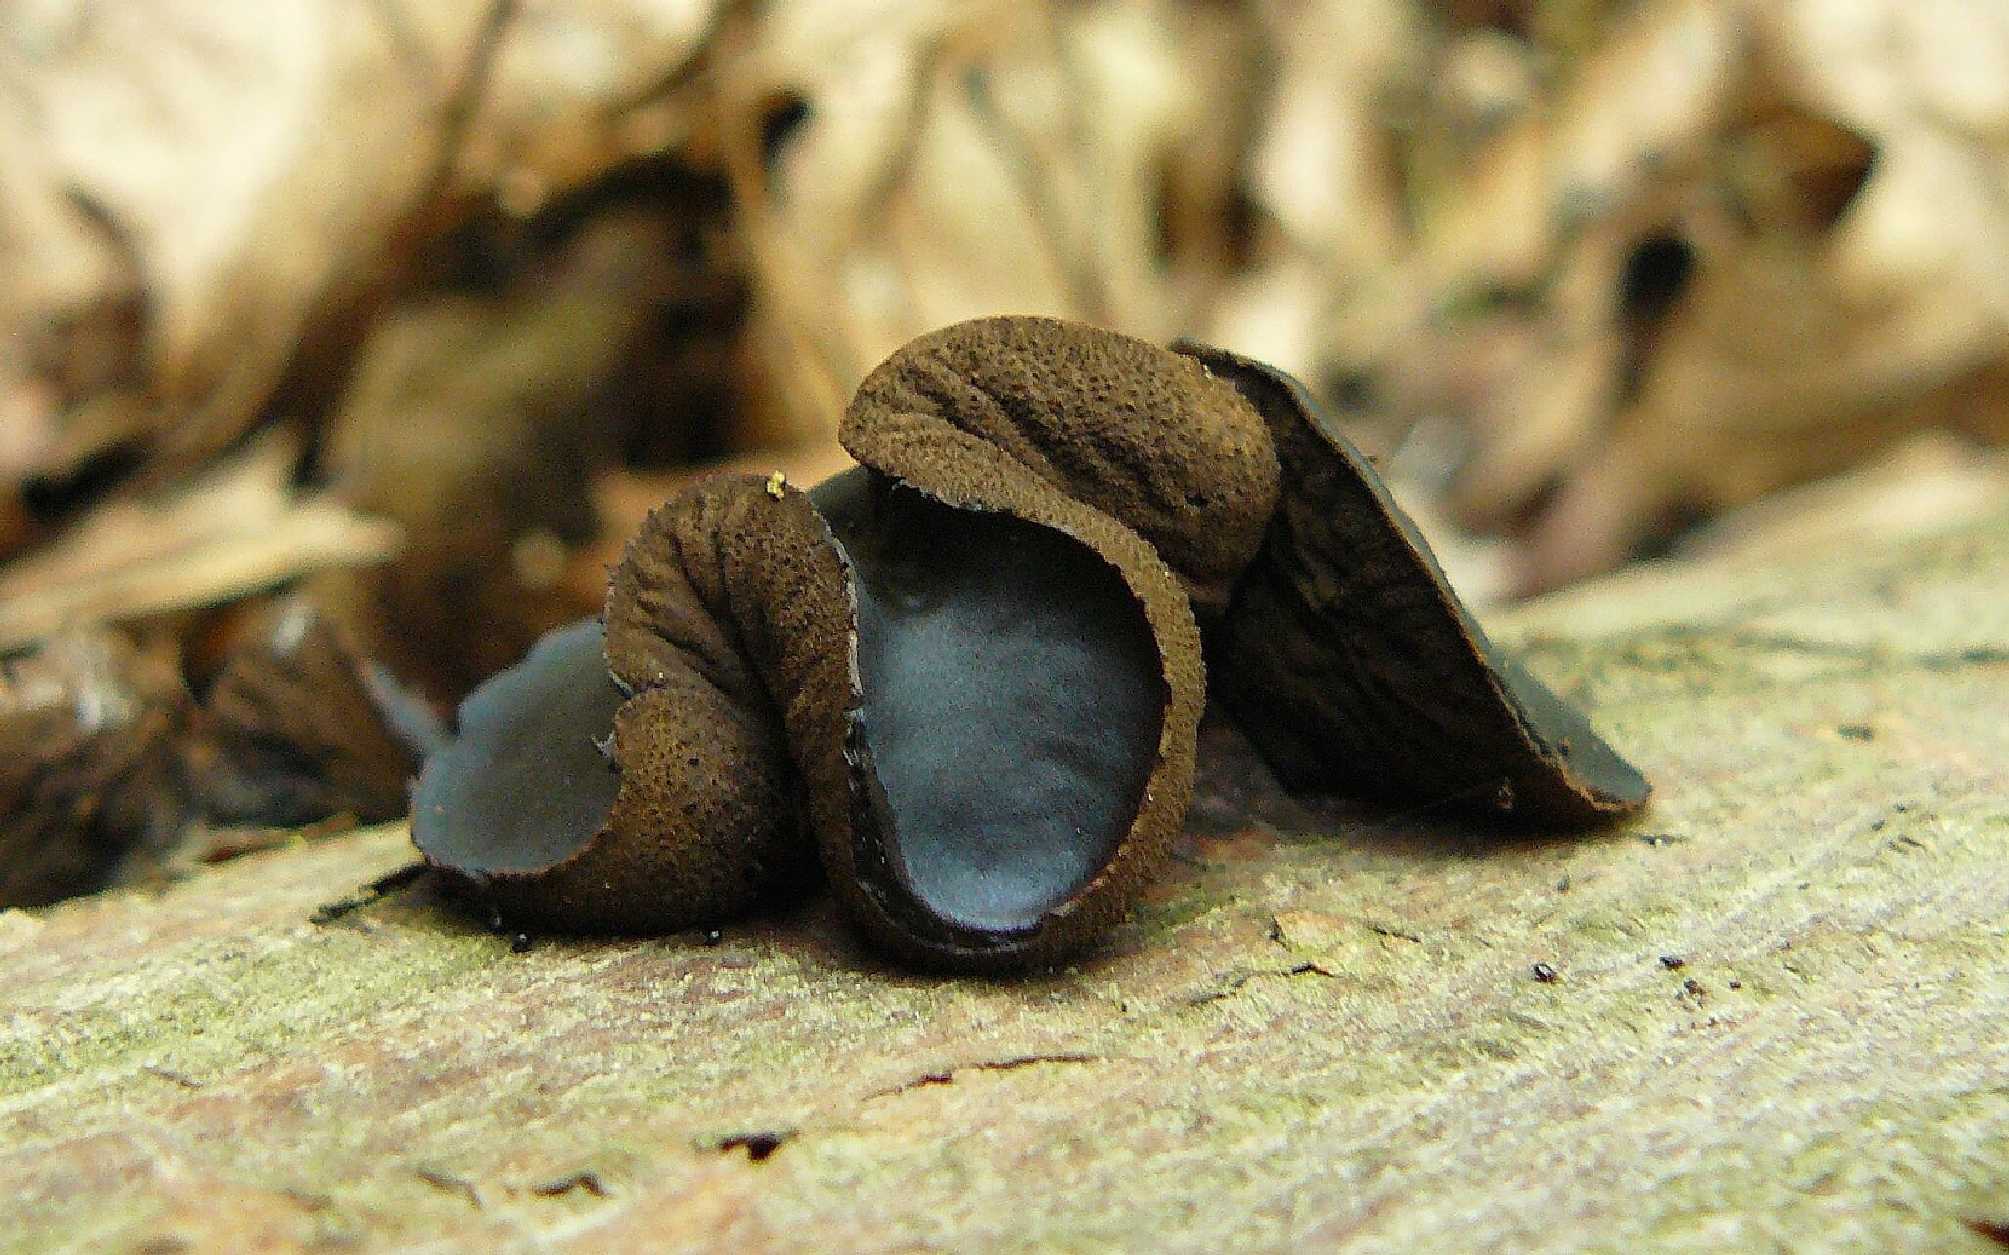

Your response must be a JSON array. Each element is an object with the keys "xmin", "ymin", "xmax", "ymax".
[
  {"xmin": 1174, "ymin": 340, "xmax": 1651, "ymax": 823},
  {"xmin": 413, "ymin": 480, "xmax": 828, "ymax": 933},
  {"xmin": 412, "ymin": 316, "xmax": 1650, "ymax": 970}
]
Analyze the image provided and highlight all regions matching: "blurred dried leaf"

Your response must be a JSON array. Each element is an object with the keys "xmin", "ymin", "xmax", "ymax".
[
  {"xmin": 1206, "ymin": 0, "xmax": 1422, "ymax": 384},
  {"xmin": 714, "ymin": 0, "xmax": 1255, "ymax": 442},
  {"xmin": 1392, "ymin": 0, "xmax": 2009, "ymax": 591},
  {"xmin": 309, "ymin": 208, "xmax": 716, "ymax": 700},
  {"xmin": 0, "ymin": 0, "xmax": 718, "ymax": 520},
  {"xmin": 0, "ymin": 628, "xmax": 189, "ymax": 907},
  {"xmin": 0, "ymin": 432, "xmax": 400, "ymax": 651},
  {"xmin": 1676, "ymin": 430, "xmax": 2009, "ymax": 568},
  {"xmin": 189, "ymin": 597, "xmax": 435, "ymax": 828}
]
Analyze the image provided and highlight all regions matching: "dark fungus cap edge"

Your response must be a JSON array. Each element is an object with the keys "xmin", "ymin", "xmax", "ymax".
[
  {"xmin": 410, "ymin": 617, "xmax": 634, "ymax": 927},
  {"xmin": 1172, "ymin": 339, "xmax": 1651, "ymax": 826}
]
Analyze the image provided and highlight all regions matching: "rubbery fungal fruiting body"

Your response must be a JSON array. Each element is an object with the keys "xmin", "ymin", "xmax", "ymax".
[
  {"xmin": 806, "ymin": 466, "xmax": 1201, "ymax": 970},
  {"xmin": 840, "ymin": 317, "xmax": 1281, "ymax": 616},
  {"xmin": 411, "ymin": 619, "xmax": 630, "ymax": 923},
  {"xmin": 824, "ymin": 482, "xmax": 1165, "ymax": 936},
  {"xmin": 1174, "ymin": 341, "xmax": 1651, "ymax": 823},
  {"xmin": 415, "ymin": 478, "xmax": 836, "ymax": 931},
  {"xmin": 412, "ymin": 315, "xmax": 1649, "ymax": 970}
]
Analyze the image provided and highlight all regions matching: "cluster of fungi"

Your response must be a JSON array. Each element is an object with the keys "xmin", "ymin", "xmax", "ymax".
[{"xmin": 414, "ymin": 317, "xmax": 1649, "ymax": 971}]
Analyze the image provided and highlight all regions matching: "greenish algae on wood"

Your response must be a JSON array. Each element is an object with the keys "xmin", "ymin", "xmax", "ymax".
[{"xmin": 2, "ymin": 508, "xmax": 2007, "ymax": 1253}]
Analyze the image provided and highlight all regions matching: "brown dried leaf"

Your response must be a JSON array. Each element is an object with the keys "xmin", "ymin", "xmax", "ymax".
[
  {"xmin": 0, "ymin": 629, "xmax": 190, "ymax": 907},
  {"xmin": 0, "ymin": 432, "xmax": 400, "ymax": 652},
  {"xmin": 714, "ymin": 0, "xmax": 1249, "ymax": 442},
  {"xmin": 1404, "ymin": 0, "xmax": 2009, "ymax": 592},
  {"xmin": 191, "ymin": 598, "xmax": 434, "ymax": 828},
  {"xmin": 0, "ymin": 0, "xmax": 717, "ymax": 514},
  {"xmin": 309, "ymin": 210, "xmax": 697, "ymax": 701}
]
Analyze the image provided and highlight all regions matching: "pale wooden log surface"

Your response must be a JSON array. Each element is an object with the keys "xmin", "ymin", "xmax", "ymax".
[{"xmin": 4, "ymin": 506, "xmax": 2007, "ymax": 1253}]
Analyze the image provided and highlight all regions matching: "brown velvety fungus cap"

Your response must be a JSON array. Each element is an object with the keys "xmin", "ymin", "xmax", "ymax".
[
  {"xmin": 814, "ymin": 322, "xmax": 1212, "ymax": 969},
  {"xmin": 411, "ymin": 316, "xmax": 1647, "ymax": 969},
  {"xmin": 413, "ymin": 477, "xmax": 837, "ymax": 931},
  {"xmin": 844, "ymin": 316, "xmax": 1280, "ymax": 617},
  {"xmin": 1172, "ymin": 340, "xmax": 1651, "ymax": 825}
]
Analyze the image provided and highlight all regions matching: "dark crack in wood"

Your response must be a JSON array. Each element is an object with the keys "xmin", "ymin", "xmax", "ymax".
[
  {"xmin": 1187, "ymin": 963, "xmax": 1337, "ymax": 1007},
  {"xmin": 530, "ymin": 1171, "xmax": 610, "ymax": 1198},
  {"xmin": 413, "ymin": 1167, "xmax": 482, "ymax": 1208},
  {"xmin": 310, "ymin": 861, "xmax": 429, "ymax": 925}
]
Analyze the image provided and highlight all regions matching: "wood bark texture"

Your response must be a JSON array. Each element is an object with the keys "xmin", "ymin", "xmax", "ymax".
[{"xmin": 4, "ymin": 505, "xmax": 2007, "ymax": 1252}]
